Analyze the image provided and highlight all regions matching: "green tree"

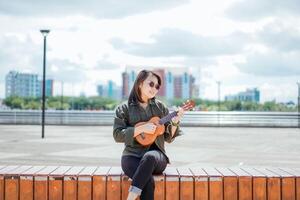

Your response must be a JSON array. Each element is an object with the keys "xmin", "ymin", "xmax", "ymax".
[
  {"xmin": 224, "ymin": 100, "xmax": 242, "ymax": 111},
  {"xmin": 242, "ymin": 101, "xmax": 259, "ymax": 111},
  {"xmin": 263, "ymin": 101, "xmax": 276, "ymax": 111},
  {"xmin": 11, "ymin": 97, "xmax": 24, "ymax": 109},
  {"xmin": 48, "ymin": 101, "xmax": 61, "ymax": 110},
  {"xmin": 3, "ymin": 96, "xmax": 296, "ymax": 112},
  {"xmin": 24, "ymin": 101, "xmax": 40, "ymax": 109}
]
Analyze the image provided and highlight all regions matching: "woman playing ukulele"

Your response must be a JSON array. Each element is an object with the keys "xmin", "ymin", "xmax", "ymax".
[{"xmin": 113, "ymin": 70, "xmax": 184, "ymax": 200}]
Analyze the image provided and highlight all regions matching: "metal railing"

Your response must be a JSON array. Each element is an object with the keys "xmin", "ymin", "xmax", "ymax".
[{"xmin": 0, "ymin": 110, "xmax": 298, "ymax": 127}]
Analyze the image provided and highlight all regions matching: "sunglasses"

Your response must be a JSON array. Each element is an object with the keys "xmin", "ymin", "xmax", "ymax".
[{"xmin": 148, "ymin": 81, "xmax": 160, "ymax": 90}]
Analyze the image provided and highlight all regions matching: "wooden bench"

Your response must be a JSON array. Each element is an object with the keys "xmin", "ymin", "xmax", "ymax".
[{"xmin": 0, "ymin": 165, "xmax": 299, "ymax": 200}]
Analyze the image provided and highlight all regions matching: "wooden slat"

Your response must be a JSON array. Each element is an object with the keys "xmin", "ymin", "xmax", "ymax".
[
  {"xmin": 78, "ymin": 166, "xmax": 97, "ymax": 200},
  {"xmin": 242, "ymin": 168, "xmax": 267, "ymax": 200},
  {"xmin": 0, "ymin": 166, "xmax": 5, "ymax": 200},
  {"xmin": 0, "ymin": 173, "xmax": 3, "ymax": 200},
  {"xmin": 93, "ymin": 166, "xmax": 110, "ymax": 200},
  {"xmin": 34, "ymin": 166, "xmax": 58, "ymax": 200},
  {"xmin": 0, "ymin": 166, "xmax": 20, "ymax": 174},
  {"xmin": 0, "ymin": 167, "xmax": 6, "ymax": 171},
  {"xmin": 50, "ymin": 166, "xmax": 72, "ymax": 176},
  {"xmin": 177, "ymin": 167, "xmax": 194, "ymax": 200},
  {"xmin": 279, "ymin": 168, "xmax": 300, "ymax": 200},
  {"xmin": 20, "ymin": 166, "xmax": 45, "ymax": 200},
  {"xmin": 164, "ymin": 167, "xmax": 179, "ymax": 200},
  {"xmin": 217, "ymin": 168, "xmax": 238, "ymax": 200},
  {"xmin": 0, "ymin": 177, "xmax": 2, "ymax": 200},
  {"xmin": 79, "ymin": 166, "xmax": 97, "ymax": 176},
  {"xmin": 0, "ymin": 166, "xmax": 19, "ymax": 174},
  {"xmin": 153, "ymin": 173, "xmax": 165, "ymax": 200},
  {"xmin": 63, "ymin": 166, "xmax": 85, "ymax": 200},
  {"xmin": 4, "ymin": 166, "xmax": 21, "ymax": 200},
  {"xmin": 190, "ymin": 167, "xmax": 208, "ymax": 200},
  {"xmin": 107, "ymin": 166, "xmax": 122, "ymax": 200},
  {"xmin": 230, "ymin": 168, "xmax": 252, "ymax": 200},
  {"xmin": 5, "ymin": 166, "xmax": 32, "ymax": 176},
  {"xmin": 49, "ymin": 166, "xmax": 71, "ymax": 200},
  {"xmin": 35, "ymin": 166, "xmax": 58, "ymax": 175},
  {"xmin": 0, "ymin": 166, "xmax": 19, "ymax": 200},
  {"xmin": 4, "ymin": 166, "xmax": 32, "ymax": 200},
  {"xmin": 267, "ymin": 168, "xmax": 296, "ymax": 200},
  {"xmin": 204, "ymin": 168, "xmax": 223, "ymax": 200},
  {"xmin": 255, "ymin": 168, "xmax": 281, "ymax": 200}
]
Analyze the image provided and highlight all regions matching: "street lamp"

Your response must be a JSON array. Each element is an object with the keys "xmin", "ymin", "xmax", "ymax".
[
  {"xmin": 297, "ymin": 82, "xmax": 300, "ymax": 128},
  {"xmin": 61, "ymin": 81, "xmax": 64, "ymax": 110},
  {"xmin": 216, "ymin": 81, "xmax": 221, "ymax": 112},
  {"xmin": 40, "ymin": 29, "xmax": 50, "ymax": 138},
  {"xmin": 216, "ymin": 81, "xmax": 221, "ymax": 127}
]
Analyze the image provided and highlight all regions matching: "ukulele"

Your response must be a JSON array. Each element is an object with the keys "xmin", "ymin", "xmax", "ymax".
[{"xmin": 134, "ymin": 100, "xmax": 195, "ymax": 146}]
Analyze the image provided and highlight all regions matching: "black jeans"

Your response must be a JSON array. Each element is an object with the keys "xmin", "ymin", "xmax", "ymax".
[{"xmin": 121, "ymin": 150, "xmax": 168, "ymax": 200}]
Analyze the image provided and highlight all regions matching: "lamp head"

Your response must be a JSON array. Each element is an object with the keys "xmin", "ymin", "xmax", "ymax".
[{"xmin": 40, "ymin": 29, "xmax": 50, "ymax": 37}]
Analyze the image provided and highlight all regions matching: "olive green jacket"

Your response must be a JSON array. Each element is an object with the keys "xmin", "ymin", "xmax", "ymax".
[{"xmin": 113, "ymin": 98, "xmax": 182, "ymax": 163}]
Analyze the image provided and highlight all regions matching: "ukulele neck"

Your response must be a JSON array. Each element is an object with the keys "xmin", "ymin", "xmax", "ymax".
[{"xmin": 158, "ymin": 111, "xmax": 178, "ymax": 125}]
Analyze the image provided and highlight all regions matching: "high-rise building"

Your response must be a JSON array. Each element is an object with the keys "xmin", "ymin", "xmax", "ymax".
[
  {"xmin": 190, "ymin": 75, "xmax": 198, "ymax": 98},
  {"xmin": 97, "ymin": 85, "xmax": 104, "ymax": 97},
  {"xmin": 45, "ymin": 79, "xmax": 54, "ymax": 97},
  {"xmin": 37, "ymin": 79, "xmax": 54, "ymax": 97},
  {"xmin": 97, "ymin": 80, "xmax": 121, "ymax": 100},
  {"xmin": 182, "ymin": 72, "xmax": 190, "ymax": 99},
  {"xmin": 6, "ymin": 71, "xmax": 40, "ymax": 98},
  {"xmin": 122, "ymin": 72, "xmax": 129, "ymax": 99},
  {"xmin": 173, "ymin": 76, "xmax": 182, "ymax": 98},
  {"xmin": 225, "ymin": 88, "xmax": 260, "ymax": 103},
  {"xmin": 165, "ymin": 71, "xmax": 174, "ymax": 100},
  {"xmin": 122, "ymin": 66, "xmax": 197, "ymax": 100},
  {"xmin": 107, "ymin": 80, "xmax": 114, "ymax": 98},
  {"xmin": 5, "ymin": 71, "xmax": 53, "ymax": 98}
]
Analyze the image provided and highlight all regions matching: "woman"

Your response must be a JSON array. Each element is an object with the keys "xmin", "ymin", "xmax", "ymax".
[{"xmin": 113, "ymin": 70, "xmax": 184, "ymax": 200}]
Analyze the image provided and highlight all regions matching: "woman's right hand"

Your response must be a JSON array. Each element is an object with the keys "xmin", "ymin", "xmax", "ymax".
[{"xmin": 134, "ymin": 123, "xmax": 157, "ymax": 137}]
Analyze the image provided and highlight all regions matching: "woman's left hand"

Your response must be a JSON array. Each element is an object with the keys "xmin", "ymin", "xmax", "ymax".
[{"xmin": 172, "ymin": 107, "xmax": 184, "ymax": 124}]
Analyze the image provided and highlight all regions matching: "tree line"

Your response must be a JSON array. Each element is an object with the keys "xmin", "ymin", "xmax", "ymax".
[
  {"xmin": 3, "ymin": 96, "xmax": 118, "ymax": 110},
  {"xmin": 2, "ymin": 96, "xmax": 297, "ymax": 112}
]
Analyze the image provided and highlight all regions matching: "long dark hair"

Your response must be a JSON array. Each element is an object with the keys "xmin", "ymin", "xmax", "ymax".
[{"xmin": 128, "ymin": 70, "xmax": 162, "ymax": 104}]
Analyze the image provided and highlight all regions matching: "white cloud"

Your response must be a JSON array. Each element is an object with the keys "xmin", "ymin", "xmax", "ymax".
[
  {"xmin": 0, "ymin": 34, "xmax": 42, "ymax": 77},
  {"xmin": 256, "ymin": 21, "xmax": 300, "ymax": 52},
  {"xmin": 110, "ymin": 28, "xmax": 249, "ymax": 57},
  {"xmin": 0, "ymin": 0, "xmax": 189, "ymax": 19},
  {"xmin": 225, "ymin": 0, "xmax": 300, "ymax": 21},
  {"xmin": 237, "ymin": 51, "xmax": 300, "ymax": 77}
]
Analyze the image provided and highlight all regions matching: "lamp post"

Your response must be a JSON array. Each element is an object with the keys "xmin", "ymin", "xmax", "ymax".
[
  {"xmin": 216, "ymin": 81, "xmax": 221, "ymax": 127},
  {"xmin": 61, "ymin": 81, "xmax": 64, "ymax": 110},
  {"xmin": 216, "ymin": 81, "xmax": 221, "ymax": 112},
  {"xmin": 60, "ymin": 81, "xmax": 64, "ymax": 124},
  {"xmin": 40, "ymin": 29, "xmax": 50, "ymax": 139},
  {"xmin": 297, "ymin": 82, "xmax": 300, "ymax": 128}
]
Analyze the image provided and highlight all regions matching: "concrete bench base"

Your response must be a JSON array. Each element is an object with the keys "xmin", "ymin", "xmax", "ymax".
[{"xmin": 0, "ymin": 165, "xmax": 300, "ymax": 200}]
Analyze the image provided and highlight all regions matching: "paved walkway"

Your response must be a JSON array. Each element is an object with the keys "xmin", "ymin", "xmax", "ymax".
[{"xmin": 0, "ymin": 125, "xmax": 299, "ymax": 168}]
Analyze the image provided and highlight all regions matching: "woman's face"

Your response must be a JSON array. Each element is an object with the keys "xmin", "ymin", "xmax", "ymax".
[{"xmin": 139, "ymin": 74, "xmax": 160, "ymax": 101}]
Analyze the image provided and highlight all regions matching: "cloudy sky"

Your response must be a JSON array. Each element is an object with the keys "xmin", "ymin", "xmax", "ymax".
[{"xmin": 0, "ymin": 0, "xmax": 299, "ymax": 102}]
